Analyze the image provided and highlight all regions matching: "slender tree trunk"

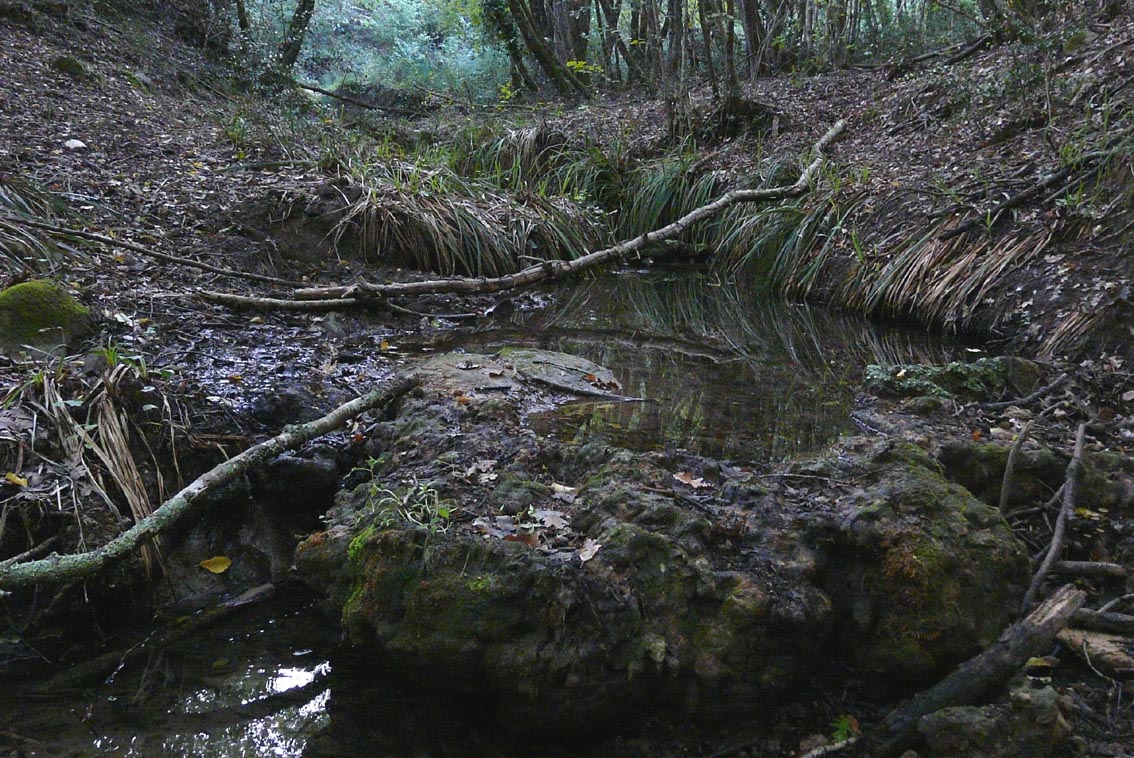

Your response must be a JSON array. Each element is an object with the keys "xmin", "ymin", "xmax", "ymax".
[
  {"xmin": 506, "ymin": 0, "xmax": 591, "ymax": 95},
  {"xmin": 697, "ymin": 0, "xmax": 720, "ymax": 97},
  {"xmin": 235, "ymin": 0, "xmax": 250, "ymax": 33},
  {"xmin": 722, "ymin": 0, "xmax": 738, "ymax": 93},
  {"xmin": 278, "ymin": 0, "xmax": 316, "ymax": 71},
  {"xmin": 738, "ymin": 0, "xmax": 767, "ymax": 76},
  {"xmin": 568, "ymin": 0, "xmax": 591, "ymax": 61}
]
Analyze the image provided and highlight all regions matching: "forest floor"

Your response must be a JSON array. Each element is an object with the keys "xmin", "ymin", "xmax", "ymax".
[{"xmin": 2, "ymin": 1, "xmax": 1134, "ymax": 756}]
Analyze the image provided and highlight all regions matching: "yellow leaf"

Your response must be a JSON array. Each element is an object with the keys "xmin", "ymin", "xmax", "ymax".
[
  {"xmin": 4, "ymin": 472, "xmax": 28, "ymax": 487},
  {"xmin": 379, "ymin": 339, "xmax": 391, "ymax": 351},
  {"xmin": 198, "ymin": 556, "xmax": 232, "ymax": 574}
]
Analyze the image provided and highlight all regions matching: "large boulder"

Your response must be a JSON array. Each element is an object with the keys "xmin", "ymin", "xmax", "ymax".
[
  {"xmin": 296, "ymin": 351, "xmax": 1031, "ymax": 730},
  {"xmin": 799, "ymin": 438, "xmax": 1030, "ymax": 685}
]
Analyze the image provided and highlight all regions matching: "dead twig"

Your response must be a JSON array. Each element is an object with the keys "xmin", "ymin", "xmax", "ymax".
[
  {"xmin": 983, "ymin": 372, "xmax": 1070, "ymax": 410},
  {"xmin": 1022, "ymin": 423, "xmax": 1088, "ymax": 611}
]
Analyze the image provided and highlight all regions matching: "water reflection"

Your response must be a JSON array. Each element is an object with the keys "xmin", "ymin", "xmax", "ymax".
[
  {"xmin": 0, "ymin": 600, "xmax": 335, "ymax": 757},
  {"xmin": 407, "ymin": 271, "xmax": 961, "ymax": 460}
]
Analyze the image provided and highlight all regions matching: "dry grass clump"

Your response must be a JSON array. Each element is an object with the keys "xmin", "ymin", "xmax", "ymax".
[
  {"xmin": 0, "ymin": 177, "xmax": 67, "ymax": 274},
  {"xmin": 331, "ymin": 155, "xmax": 604, "ymax": 276}
]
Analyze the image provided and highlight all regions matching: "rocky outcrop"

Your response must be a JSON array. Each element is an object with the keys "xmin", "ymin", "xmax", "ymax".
[{"xmin": 296, "ymin": 351, "xmax": 1031, "ymax": 730}]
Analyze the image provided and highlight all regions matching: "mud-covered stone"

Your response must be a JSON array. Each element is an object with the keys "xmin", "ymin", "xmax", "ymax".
[{"xmin": 918, "ymin": 683, "xmax": 1069, "ymax": 758}]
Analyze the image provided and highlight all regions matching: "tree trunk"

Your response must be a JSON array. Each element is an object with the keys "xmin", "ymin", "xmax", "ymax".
[
  {"xmin": 278, "ymin": 0, "xmax": 316, "ymax": 71},
  {"xmin": 506, "ymin": 0, "xmax": 590, "ymax": 95},
  {"xmin": 235, "ymin": 0, "xmax": 250, "ymax": 33}
]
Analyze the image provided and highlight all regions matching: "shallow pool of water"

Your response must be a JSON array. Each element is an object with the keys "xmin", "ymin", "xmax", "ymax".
[{"xmin": 401, "ymin": 270, "xmax": 966, "ymax": 461}]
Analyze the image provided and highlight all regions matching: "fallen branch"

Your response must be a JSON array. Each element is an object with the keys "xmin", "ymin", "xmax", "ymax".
[
  {"xmin": 983, "ymin": 372, "xmax": 1069, "ymax": 410},
  {"xmin": 8, "ymin": 216, "xmax": 300, "ymax": 287},
  {"xmin": 295, "ymin": 80, "xmax": 426, "ymax": 116},
  {"xmin": 0, "ymin": 374, "xmax": 419, "ymax": 590},
  {"xmin": 799, "ymin": 738, "xmax": 859, "ymax": 758},
  {"xmin": 202, "ymin": 120, "xmax": 847, "ymax": 308},
  {"xmin": 199, "ymin": 291, "xmax": 361, "ymax": 310},
  {"xmin": 1022, "ymin": 423, "xmax": 1087, "ymax": 610},
  {"xmin": 866, "ymin": 583, "xmax": 1086, "ymax": 758},
  {"xmin": 1071, "ymin": 608, "xmax": 1134, "ymax": 635},
  {"xmin": 33, "ymin": 583, "xmax": 276, "ymax": 693},
  {"xmin": 1052, "ymin": 560, "xmax": 1128, "ymax": 580},
  {"xmin": 942, "ymin": 32, "xmax": 994, "ymax": 65},
  {"xmin": 999, "ymin": 419, "xmax": 1034, "ymax": 512}
]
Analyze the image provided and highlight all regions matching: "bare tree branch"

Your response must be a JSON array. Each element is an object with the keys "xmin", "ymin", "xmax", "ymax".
[
  {"xmin": 199, "ymin": 119, "xmax": 846, "ymax": 310},
  {"xmin": 0, "ymin": 374, "xmax": 419, "ymax": 591}
]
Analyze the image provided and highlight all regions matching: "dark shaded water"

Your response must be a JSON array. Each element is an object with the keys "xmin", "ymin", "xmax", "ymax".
[
  {"xmin": 1, "ymin": 272, "xmax": 971, "ymax": 756},
  {"xmin": 402, "ymin": 270, "xmax": 965, "ymax": 461}
]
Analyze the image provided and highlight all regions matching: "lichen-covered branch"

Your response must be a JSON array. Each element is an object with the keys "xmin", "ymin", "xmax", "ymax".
[{"xmin": 0, "ymin": 374, "xmax": 419, "ymax": 591}]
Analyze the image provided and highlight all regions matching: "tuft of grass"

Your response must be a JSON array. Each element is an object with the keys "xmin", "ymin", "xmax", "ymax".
[
  {"xmin": 330, "ymin": 156, "xmax": 603, "ymax": 276},
  {"xmin": 449, "ymin": 123, "xmax": 633, "ymax": 210},
  {"xmin": 0, "ymin": 177, "xmax": 68, "ymax": 274},
  {"xmin": 617, "ymin": 153, "xmax": 724, "ymax": 243}
]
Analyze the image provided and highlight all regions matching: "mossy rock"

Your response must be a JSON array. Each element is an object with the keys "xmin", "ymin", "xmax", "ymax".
[
  {"xmin": 50, "ymin": 55, "xmax": 89, "ymax": 78},
  {"xmin": 803, "ymin": 439, "xmax": 1030, "ymax": 686},
  {"xmin": 125, "ymin": 69, "xmax": 156, "ymax": 92},
  {"xmin": 298, "ymin": 470, "xmax": 832, "ymax": 727},
  {"xmin": 865, "ymin": 357, "xmax": 1043, "ymax": 401},
  {"xmin": 0, "ymin": 280, "xmax": 92, "ymax": 354}
]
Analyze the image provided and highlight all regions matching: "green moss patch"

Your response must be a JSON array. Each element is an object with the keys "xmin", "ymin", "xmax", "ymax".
[
  {"xmin": 50, "ymin": 55, "xmax": 89, "ymax": 78},
  {"xmin": 0, "ymin": 279, "xmax": 92, "ymax": 353},
  {"xmin": 865, "ymin": 356, "xmax": 1043, "ymax": 401}
]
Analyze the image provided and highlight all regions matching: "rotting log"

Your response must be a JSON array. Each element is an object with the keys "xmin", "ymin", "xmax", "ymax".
[
  {"xmin": 0, "ymin": 374, "xmax": 419, "ymax": 592},
  {"xmin": 198, "ymin": 120, "xmax": 847, "ymax": 310},
  {"xmin": 866, "ymin": 583, "xmax": 1086, "ymax": 758}
]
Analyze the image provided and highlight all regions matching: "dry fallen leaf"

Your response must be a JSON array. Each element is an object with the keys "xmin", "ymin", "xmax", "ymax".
[
  {"xmin": 504, "ymin": 532, "xmax": 539, "ymax": 547},
  {"xmin": 4, "ymin": 472, "xmax": 28, "ymax": 487},
  {"xmin": 674, "ymin": 472, "xmax": 711, "ymax": 489},
  {"xmin": 198, "ymin": 556, "xmax": 232, "ymax": 574},
  {"xmin": 551, "ymin": 482, "xmax": 576, "ymax": 504},
  {"xmin": 579, "ymin": 538, "xmax": 601, "ymax": 562},
  {"xmin": 532, "ymin": 509, "xmax": 568, "ymax": 530}
]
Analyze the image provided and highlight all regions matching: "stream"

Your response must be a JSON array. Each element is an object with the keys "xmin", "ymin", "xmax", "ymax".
[{"xmin": 0, "ymin": 271, "xmax": 972, "ymax": 757}]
